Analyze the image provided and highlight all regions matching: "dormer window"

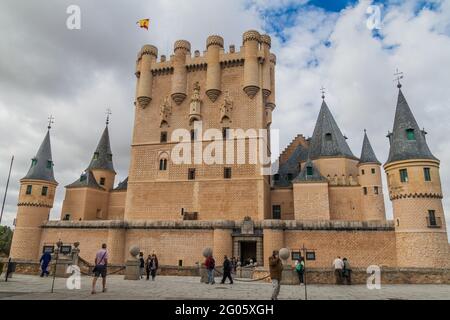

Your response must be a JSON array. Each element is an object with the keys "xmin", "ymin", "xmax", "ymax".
[
  {"xmin": 325, "ymin": 133, "xmax": 332, "ymax": 141},
  {"xmin": 46, "ymin": 160, "xmax": 53, "ymax": 169},
  {"xmin": 406, "ymin": 128, "xmax": 415, "ymax": 141},
  {"xmin": 31, "ymin": 158, "xmax": 37, "ymax": 166},
  {"xmin": 80, "ymin": 174, "xmax": 87, "ymax": 182},
  {"xmin": 306, "ymin": 166, "xmax": 313, "ymax": 176},
  {"xmin": 93, "ymin": 152, "xmax": 99, "ymax": 160},
  {"xmin": 107, "ymin": 154, "xmax": 112, "ymax": 161}
]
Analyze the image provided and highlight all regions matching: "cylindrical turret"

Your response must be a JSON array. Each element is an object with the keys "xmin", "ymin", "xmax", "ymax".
[
  {"xmin": 242, "ymin": 30, "xmax": 261, "ymax": 98},
  {"xmin": 266, "ymin": 53, "xmax": 276, "ymax": 110},
  {"xmin": 205, "ymin": 35, "xmax": 224, "ymax": 102},
  {"xmin": 136, "ymin": 45, "xmax": 157, "ymax": 109},
  {"xmin": 358, "ymin": 163, "xmax": 386, "ymax": 221},
  {"xmin": 260, "ymin": 34, "xmax": 271, "ymax": 98},
  {"xmin": 171, "ymin": 40, "xmax": 191, "ymax": 105}
]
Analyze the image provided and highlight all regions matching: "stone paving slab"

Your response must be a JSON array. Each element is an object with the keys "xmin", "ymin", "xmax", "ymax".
[{"xmin": 0, "ymin": 275, "xmax": 449, "ymax": 300}]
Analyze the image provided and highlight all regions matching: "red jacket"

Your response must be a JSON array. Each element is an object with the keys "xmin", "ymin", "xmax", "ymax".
[{"xmin": 205, "ymin": 256, "xmax": 215, "ymax": 270}]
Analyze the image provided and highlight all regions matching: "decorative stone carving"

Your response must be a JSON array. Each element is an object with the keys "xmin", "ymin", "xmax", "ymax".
[
  {"xmin": 220, "ymin": 91, "xmax": 233, "ymax": 123},
  {"xmin": 241, "ymin": 216, "xmax": 254, "ymax": 235},
  {"xmin": 160, "ymin": 96, "xmax": 172, "ymax": 127},
  {"xmin": 189, "ymin": 82, "xmax": 202, "ymax": 124}
]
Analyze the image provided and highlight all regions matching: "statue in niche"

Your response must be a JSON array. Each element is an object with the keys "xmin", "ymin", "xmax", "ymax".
[
  {"xmin": 220, "ymin": 90, "xmax": 233, "ymax": 123},
  {"xmin": 189, "ymin": 82, "xmax": 202, "ymax": 123},
  {"xmin": 160, "ymin": 96, "xmax": 172, "ymax": 127}
]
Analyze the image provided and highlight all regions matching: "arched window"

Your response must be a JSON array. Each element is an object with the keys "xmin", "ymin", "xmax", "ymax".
[
  {"xmin": 159, "ymin": 158, "xmax": 168, "ymax": 171},
  {"xmin": 325, "ymin": 133, "xmax": 332, "ymax": 141}
]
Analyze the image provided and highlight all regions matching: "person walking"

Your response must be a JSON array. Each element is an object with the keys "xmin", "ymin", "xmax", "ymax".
[
  {"xmin": 220, "ymin": 255, "xmax": 233, "ymax": 284},
  {"xmin": 39, "ymin": 251, "xmax": 52, "ymax": 277},
  {"xmin": 295, "ymin": 257, "xmax": 305, "ymax": 285},
  {"xmin": 269, "ymin": 250, "xmax": 283, "ymax": 300},
  {"xmin": 92, "ymin": 243, "xmax": 108, "ymax": 294},
  {"xmin": 205, "ymin": 254, "xmax": 216, "ymax": 285},
  {"xmin": 149, "ymin": 253, "xmax": 159, "ymax": 281},
  {"xmin": 332, "ymin": 256, "xmax": 344, "ymax": 285},
  {"xmin": 139, "ymin": 252, "xmax": 145, "ymax": 279},
  {"xmin": 342, "ymin": 257, "xmax": 352, "ymax": 285},
  {"xmin": 145, "ymin": 254, "xmax": 152, "ymax": 280}
]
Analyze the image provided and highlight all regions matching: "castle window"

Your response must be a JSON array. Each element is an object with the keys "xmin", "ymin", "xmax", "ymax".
[
  {"xmin": 159, "ymin": 159, "xmax": 167, "ymax": 171},
  {"xmin": 428, "ymin": 210, "xmax": 436, "ymax": 226},
  {"xmin": 423, "ymin": 168, "xmax": 431, "ymax": 181},
  {"xmin": 100, "ymin": 177, "xmax": 106, "ymax": 186},
  {"xmin": 224, "ymin": 167, "xmax": 232, "ymax": 179},
  {"xmin": 26, "ymin": 185, "xmax": 32, "ymax": 195},
  {"xmin": 41, "ymin": 186, "xmax": 48, "ymax": 196},
  {"xmin": 371, "ymin": 168, "xmax": 376, "ymax": 174},
  {"xmin": 31, "ymin": 158, "xmax": 37, "ymax": 166},
  {"xmin": 406, "ymin": 128, "xmax": 415, "ymax": 140},
  {"xmin": 93, "ymin": 152, "xmax": 99, "ymax": 160},
  {"xmin": 325, "ymin": 133, "xmax": 332, "ymax": 141},
  {"xmin": 160, "ymin": 131, "xmax": 168, "ymax": 143},
  {"xmin": 222, "ymin": 127, "xmax": 230, "ymax": 140},
  {"xmin": 361, "ymin": 169, "xmax": 365, "ymax": 175},
  {"xmin": 46, "ymin": 160, "xmax": 53, "ymax": 169},
  {"xmin": 399, "ymin": 169, "xmax": 408, "ymax": 183},
  {"xmin": 63, "ymin": 214, "xmax": 71, "ymax": 221},
  {"xmin": 306, "ymin": 166, "xmax": 313, "ymax": 176},
  {"xmin": 107, "ymin": 154, "xmax": 112, "ymax": 161},
  {"xmin": 178, "ymin": 260, "xmax": 183, "ymax": 267},
  {"xmin": 396, "ymin": 219, "xmax": 400, "ymax": 227},
  {"xmin": 80, "ymin": 173, "xmax": 87, "ymax": 182},
  {"xmin": 374, "ymin": 186, "xmax": 379, "ymax": 195},
  {"xmin": 363, "ymin": 187, "xmax": 368, "ymax": 195},
  {"xmin": 188, "ymin": 168, "xmax": 196, "ymax": 180},
  {"xmin": 272, "ymin": 205, "xmax": 281, "ymax": 219}
]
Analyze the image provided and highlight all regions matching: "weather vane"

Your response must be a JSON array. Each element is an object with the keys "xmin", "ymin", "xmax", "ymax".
[
  {"xmin": 394, "ymin": 68, "xmax": 404, "ymax": 88},
  {"xmin": 106, "ymin": 108, "xmax": 112, "ymax": 125},
  {"xmin": 47, "ymin": 115, "xmax": 54, "ymax": 130},
  {"xmin": 320, "ymin": 86, "xmax": 326, "ymax": 100}
]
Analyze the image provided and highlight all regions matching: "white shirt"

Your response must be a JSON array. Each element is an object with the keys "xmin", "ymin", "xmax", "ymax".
[{"xmin": 333, "ymin": 258, "xmax": 344, "ymax": 270}]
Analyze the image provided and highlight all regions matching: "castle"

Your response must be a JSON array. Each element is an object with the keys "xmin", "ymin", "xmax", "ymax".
[{"xmin": 9, "ymin": 31, "xmax": 449, "ymax": 270}]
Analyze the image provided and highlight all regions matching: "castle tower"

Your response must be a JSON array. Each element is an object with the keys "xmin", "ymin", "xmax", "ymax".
[
  {"xmin": 10, "ymin": 127, "xmax": 58, "ymax": 261},
  {"xmin": 384, "ymin": 84, "xmax": 449, "ymax": 268},
  {"xmin": 61, "ymin": 121, "xmax": 116, "ymax": 221},
  {"xmin": 358, "ymin": 130, "xmax": 386, "ymax": 221}
]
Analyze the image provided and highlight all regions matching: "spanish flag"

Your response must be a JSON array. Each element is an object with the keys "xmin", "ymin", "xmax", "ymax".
[{"xmin": 137, "ymin": 19, "xmax": 150, "ymax": 30}]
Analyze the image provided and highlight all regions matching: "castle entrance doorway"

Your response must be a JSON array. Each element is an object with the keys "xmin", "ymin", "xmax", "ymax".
[{"xmin": 240, "ymin": 241, "xmax": 256, "ymax": 266}]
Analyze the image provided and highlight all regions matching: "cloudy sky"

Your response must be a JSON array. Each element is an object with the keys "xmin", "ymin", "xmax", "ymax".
[{"xmin": 1, "ymin": 0, "xmax": 449, "ymax": 233}]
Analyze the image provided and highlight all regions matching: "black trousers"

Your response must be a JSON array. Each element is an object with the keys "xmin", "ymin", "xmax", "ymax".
[
  {"xmin": 296, "ymin": 271, "xmax": 304, "ymax": 284},
  {"xmin": 221, "ymin": 271, "xmax": 233, "ymax": 284}
]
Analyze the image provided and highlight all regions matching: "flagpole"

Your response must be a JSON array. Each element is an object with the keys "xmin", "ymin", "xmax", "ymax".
[{"xmin": 0, "ymin": 155, "xmax": 14, "ymax": 225}]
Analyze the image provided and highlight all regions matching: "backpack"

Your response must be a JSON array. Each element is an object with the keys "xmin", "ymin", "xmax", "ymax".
[{"xmin": 296, "ymin": 262, "xmax": 303, "ymax": 272}]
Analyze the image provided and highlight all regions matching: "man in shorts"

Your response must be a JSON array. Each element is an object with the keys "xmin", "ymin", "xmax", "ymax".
[{"xmin": 92, "ymin": 243, "xmax": 108, "ymax": 294}]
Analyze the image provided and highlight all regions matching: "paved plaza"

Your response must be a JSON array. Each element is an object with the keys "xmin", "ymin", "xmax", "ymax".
[{"xmin": 0, "ymin": 274, "xmax": 449, "ymax": 300}]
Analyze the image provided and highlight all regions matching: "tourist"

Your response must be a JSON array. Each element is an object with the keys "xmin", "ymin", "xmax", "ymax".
[
  {"xmin": 342, "ymin": 257, "xmax": 352, "ymax": 285},
  {"xmin": 139, "ymin": 252, "xmax": 145, "ymax": 279},
  {"xmin": 204, "ymin": 254, "xmax": 216, "ymax": 285},
  {"xmin": 269, "ymin": 250, "xmax": 283, "ymax": 300},
  {"xmin": 145, "ymin": 254, "xmax": 152, "ymax": 280},
  {"xmin": 149, "ymin": 253, "xmax": 159, "ymax": 281},
  {"xmin": 295, "ymin": 257, "xmax": 305, "ymax": 285},
  {"xmin": 92, "ymin": 243, "xmax": 108, "ymax": 294},
  {"xmin": 231, "ymin": 256, "xmax": 237, "ymax": 273},
  {"xmin": 220, "ymin": 255, "xmax": 233, "ymax": 284},
  {"xmin": 332, "ymin": 256, "xmax": 344, "ymax": 285},
  {"xmin": 39, "ymin": 251, "xmax": 52, "ymax": 277}
]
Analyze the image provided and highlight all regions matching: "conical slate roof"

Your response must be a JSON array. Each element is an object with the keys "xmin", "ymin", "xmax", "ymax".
[
  {"xmin": 309, "ymin": 100, "xmax": 357, "ymax": 160},
  {"xmin": 87, "ymin": 126, "xmax": 115, "ymax": 172},
  {"xmin": 22, "ymin": 130, "xmax": 57, "ymax": 183},
  {"xmin": 114, "ymin": 177, "xmax": 128, "ymax": 191},
  {"xmin": 293, "ymin": 158, "xmax": 327, "ymax": 183},
  {"xmin": 386, "ymin": 89, "xmax": 437, "ymax": 164},
  {"xmin": 359, "ymin": 131, "xmax": 380, "ymax": 164},
  {"xmin": 66, "ymin": 170, "xmax": 103, "ymax": 189}
]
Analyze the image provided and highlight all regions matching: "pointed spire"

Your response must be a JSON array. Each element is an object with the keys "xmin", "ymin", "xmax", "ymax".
[
  {"xmin": 386, "ymin": 87, "xmax": 437, "ymax": 164},
  {"xmin": 87, "ymin": 125, "xmax": 115, "ymax": 172},
  {"xmin": 22, "ymin": 129, "xmax": 57, "ymax": 183},
  {"xmin": 309, "ymin": 100, "xmax": 357, "ymax": 160},
  {"xmin": 359, "ymin": 130, "xmax": 380, "ymax": 165}
]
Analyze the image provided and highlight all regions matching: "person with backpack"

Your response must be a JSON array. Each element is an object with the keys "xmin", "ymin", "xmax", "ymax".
[
  {"xmin": 92, "ymin": 243, "xmax": 108, "ymax": 294},
  {"xmin": 149, "ymin": 253, "xmax": 159, "ymax": 281},
  {"xmin": 204, "ymin": 254, "xmax": 216, "ymax": 285},
  {"xmin": 295, "ymin": 257, "xmax": 305, "ymax": 285},
  {"xmin": 139, "ymin": 252, "xmax": 145, "ymax": 279}
]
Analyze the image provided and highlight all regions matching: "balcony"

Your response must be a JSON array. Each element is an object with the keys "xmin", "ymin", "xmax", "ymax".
[{"xmin": 426, "ymin": 216, "xmax": 442, "ymax": 228}]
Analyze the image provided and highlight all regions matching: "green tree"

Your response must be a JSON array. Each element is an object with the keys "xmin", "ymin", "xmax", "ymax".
[{"xmin": 0, "ymin": 226, "xmax": 13, "ymax": 256}]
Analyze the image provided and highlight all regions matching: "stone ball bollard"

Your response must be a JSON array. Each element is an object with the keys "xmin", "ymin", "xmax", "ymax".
[
  {"xmin": 202, "ymin": 247, "xmax": 213, "ymax": 258},
  {"xmin": 129, "ymin": 245, "xmax": 140, "ymax": 258},
  {"xmin": 279, "ymin": 248, "xmax": 290, "ymax": 262}
]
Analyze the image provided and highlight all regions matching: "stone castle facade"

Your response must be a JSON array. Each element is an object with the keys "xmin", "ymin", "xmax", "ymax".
[{"xmin": 9, "ymin": 31, "xmax": 450, "ymax": 270}]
